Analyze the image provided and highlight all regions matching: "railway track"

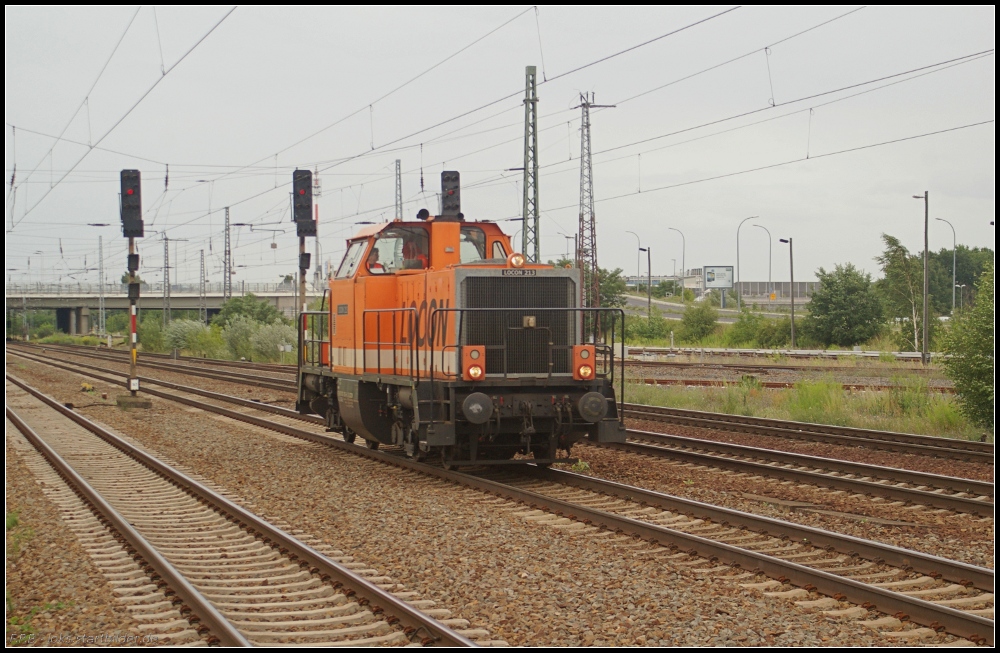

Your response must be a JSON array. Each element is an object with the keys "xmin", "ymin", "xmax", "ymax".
[
  {"xmin": 631, "ymin": 377, "xmax": 954, "ymax": 393},
  {"xmin": 15, "ymin": 345, "xmax": 986, "ymax": 464},
  {"xmin": 8, "ymin": 356, "xmax": 992, "ymax": 644},
  {"xmin": 10, "ymin": 348, "xmax": 993, "ymax": 516},
  {"xmin": 608, "ymin": 430, "xmax": 992, "ymax": 515},
  {"xmin": 5, "ymin": 375, "xmax": 476, "ymax": 647},
  {"xmin": 18, "ymin": 343, "xmax": 295, "ymax": 391},
  {"xmin": 623, "ymin": 403, "xmax": 993, "ymax": 463},
  {"xmin": 626, "ymin": 345, "xmax": 937, "ymax": 362},
  {"xmin": 625, "ymin": 358, "xmax": 934, "ymax": 374}
]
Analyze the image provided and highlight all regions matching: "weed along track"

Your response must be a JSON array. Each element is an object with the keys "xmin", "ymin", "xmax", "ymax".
[{"xmin": 5, "ymin": 376, "xmax": 477, "ymax": 647}]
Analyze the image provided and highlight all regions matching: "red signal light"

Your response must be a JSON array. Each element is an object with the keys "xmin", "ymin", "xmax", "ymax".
[
  {"xmin": 126, "ymin": 188, "xmax": 134, "ymax": 195},
  {"xmin": 299, "ymin": 189, "xmax": 306, "ymax": 195}
]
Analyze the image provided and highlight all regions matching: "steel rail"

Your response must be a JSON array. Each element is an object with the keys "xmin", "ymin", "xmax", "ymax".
[
  {"xmin": 7, "ymin": 356, "xmax": 992, "ymax": 644},
  {"xmin": 6, "ymin": 374, "xmax": 477, "ymax": 648},
  {"xmin": 624, "ymin": 404, "xmax": 993, "ymax": 461},
  {"xmin": 5, "ymin": 405, "xmax": 251, "ymax": 647}
]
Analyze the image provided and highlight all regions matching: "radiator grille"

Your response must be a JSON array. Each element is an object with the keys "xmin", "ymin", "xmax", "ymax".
[{"xmin": 463, "ymin": 276, "xmax": 574, "ymax": 374}]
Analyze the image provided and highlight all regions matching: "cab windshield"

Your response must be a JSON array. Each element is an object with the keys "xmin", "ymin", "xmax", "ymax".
[
  {"xmin": 373, "ymin": 225, "xmax": 429, "ymax": 272},
  {"xmin": 459, "ymin": 226, "xmax": 487, "ymax": 263}
]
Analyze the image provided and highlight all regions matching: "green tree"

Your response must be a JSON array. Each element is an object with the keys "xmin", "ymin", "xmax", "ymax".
[
  {"xmin": 928, "ymin": 244, "xmax": 994, "ymax": 314},
  {"xmin": 213, "ymin": 293, "xmax": 288, "ymax": 327},
  {"xmin": 875, "ymin": 234, "xmax": 930, "ymax": 352},
  {"xmin": 679, "ymin": 301, "xmax": 718, "ymax": 342},
  {"xmin": 802, "ymin": 263, "xmax": 885, "ymax": 347},
  {"xmin": 598, "ymin": 266, "xmax": 627, "ymax": 338},
  {"xmin": 942, "ymin": 262, "xmax": 994, "ymax": 429}
]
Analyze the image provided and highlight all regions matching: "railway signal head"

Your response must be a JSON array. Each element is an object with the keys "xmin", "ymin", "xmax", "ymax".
[
  {"xmin": 441, "ymin": 170, "xmax": 461, "ymax": 218},
  {"xmin": 120, "ymin": 169, "xmax": 143, "ymax": 238},
  {"xmin": 293, "ymin": 169, "xmax": 316, "ymax": 237}
]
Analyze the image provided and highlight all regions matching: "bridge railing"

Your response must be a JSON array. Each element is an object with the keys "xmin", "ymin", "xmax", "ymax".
[{"xmin": 4, "ymin": 282, "xmax": 301, "ymax": 296}]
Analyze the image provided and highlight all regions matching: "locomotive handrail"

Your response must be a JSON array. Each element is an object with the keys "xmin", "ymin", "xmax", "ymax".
[
  {"xmin": 362, "ymin": 307, "xmax": 418, "ymax": 382},
  {"xmin": 299, "ymin": 311, "xmax": 330, "ymax": 368},
  {"xmin": 428, "ymin": 306, "xmax": 626, "ymax": 428}
]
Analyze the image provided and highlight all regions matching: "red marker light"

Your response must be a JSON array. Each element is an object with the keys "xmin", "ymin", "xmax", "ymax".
[
  {"xmin": 447, "ymin": 190, "xmax": 454, "ymax": 195},
  {"xmin": 299, "ymin": 189, "xmax": 306, "ymax": 195},
  {"xmin": 126, "ymin": 189, "xmax": 134, "ymax": 195}
]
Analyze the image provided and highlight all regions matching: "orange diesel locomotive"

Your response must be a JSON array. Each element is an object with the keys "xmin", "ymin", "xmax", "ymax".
[{"xmin": 297, "ymin": 171, "xmax": 625, "ymax": 467}]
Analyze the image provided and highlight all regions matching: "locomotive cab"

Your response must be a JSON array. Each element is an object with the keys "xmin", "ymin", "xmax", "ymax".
[{"xmin": 298, "ymin": 171, "xmax": 625, "ymax": 467}]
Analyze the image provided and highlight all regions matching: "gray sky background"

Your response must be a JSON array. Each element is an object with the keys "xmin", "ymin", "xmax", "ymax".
[{"xmin": 5, "ymin": 5, "xmax": 995, "ymax": 289}]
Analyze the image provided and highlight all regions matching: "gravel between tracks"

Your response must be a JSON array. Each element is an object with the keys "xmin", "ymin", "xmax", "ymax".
[
  {"xmin": 5, "ymin": 425, "xmax": 148, "ymax": 647},
  {"xmin": 6, "ymin": 360, "xmax": 908, "ymax": 647}
]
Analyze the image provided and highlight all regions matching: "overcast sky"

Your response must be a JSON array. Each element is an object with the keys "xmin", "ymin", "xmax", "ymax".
[{"xmin": 5, "ymin": 5, "xmax": 995, "ymax": 289}]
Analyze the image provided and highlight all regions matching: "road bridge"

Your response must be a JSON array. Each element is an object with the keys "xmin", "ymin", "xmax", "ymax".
[{"xmin": 6, "ymin": 282, "xmax": 322, "ymax": 335}]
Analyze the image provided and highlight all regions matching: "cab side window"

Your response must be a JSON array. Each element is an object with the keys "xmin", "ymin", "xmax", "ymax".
[
  {"xmin": 492, "ymin": 241, "xmax": 507, "ymax": 260},
  {"xmin": 335, "ymin": 241, "xmax": 367, "ymax": 278}
]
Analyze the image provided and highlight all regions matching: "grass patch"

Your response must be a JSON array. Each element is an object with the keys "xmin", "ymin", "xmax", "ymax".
[
  {"xmin": 5, "ymin": 510, "xmax": 34, "ymax": 559},
  {"xmin": 627, "ymin": 380, "xmax": 987, "ymax": 441}
]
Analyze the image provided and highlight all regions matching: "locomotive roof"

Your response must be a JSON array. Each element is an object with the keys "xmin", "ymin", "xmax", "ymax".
[{"xmin": 349, "ymin": 218, "xmax": 506, "ymax": 241}]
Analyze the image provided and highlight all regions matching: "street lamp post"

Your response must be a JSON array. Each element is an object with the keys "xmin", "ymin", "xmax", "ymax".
[
  {"xmin": 913, "ymin": 192, "xmax": 929, "ymax": 365},
  {"xmin": 956, "ymin": 284, "xmax": 966, "ymax": 310},
  {"xmin": 753, "ymin": 224, "xmax": 772, "ymax": 305},
  {"xmin": 668, "ymin": 227, "xmax": 685, "ymax": 300},
  {"xmin": 736, "ymin": 216, "xmax": 757, "ymax": 310},
  {"xmin": 935, "ymin": 217, "xmax": 956, "ymax": 315},
  {"xmin": 780, "ymin": 238, "xmax": 795, "ymax": 349},
  {"xmin": 639, "ymin": 247, "xmax": 651, "ymax": 314}
]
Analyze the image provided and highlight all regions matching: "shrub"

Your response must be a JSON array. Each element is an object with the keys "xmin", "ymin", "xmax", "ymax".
[
  {"xmin": 187, "ymin": 325, "xmax": 228, "ymax": 359},
  {"xmin": 626, "ymin": 307, "xmax": 672, "ymax": 341},
  {"xmin": 222, "ymin": 315, "xmax": 259, "ymax": 360},
  {"xmin": 251, "ymin": 321, "xmax": 297, "ymax": 362},
  {"xmin": 725, "ymin": 309, "xmax": 764, "ymax": 347},
  {"xmin": 679, "ymin": 302, "xmax": 718, "ymax": 342},
  {"xmin": 138, "ymin": 318, "xmax": 165, "ymax": 352},
  {"xmin": 164, "ymin": 320, "xmax": 208, "ymax": 351},
  {"xmin": 802, "ymin": 263, "xmax": 885, "ymax": 347}
]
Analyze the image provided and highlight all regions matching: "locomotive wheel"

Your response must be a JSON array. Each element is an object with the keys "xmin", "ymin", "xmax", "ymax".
[{"xmin": 365, "ymin": 439, "xmax": 380, "ymax": 451}]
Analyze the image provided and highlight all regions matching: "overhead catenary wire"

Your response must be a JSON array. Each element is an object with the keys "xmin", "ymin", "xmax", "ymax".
[
  {"xmin": 11, "ymin": 7, "xmax": 142, "ymax": 201},
  {"xmin": 6, "ymin": 6, "xmax": 237, "ymax": 233}
]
